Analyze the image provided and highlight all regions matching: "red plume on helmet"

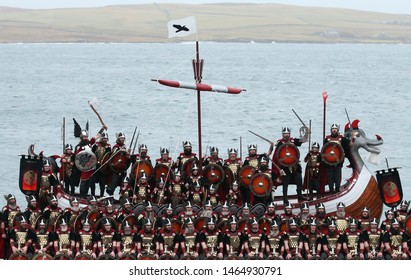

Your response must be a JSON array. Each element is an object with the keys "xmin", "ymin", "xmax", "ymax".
[{"xmin": 351, "ymin": 119, "xmax": 360, "ymax": 130}]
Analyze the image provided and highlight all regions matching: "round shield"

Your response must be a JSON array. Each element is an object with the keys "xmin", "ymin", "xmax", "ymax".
[
  {"xmin": 404, "ymin": 215, "xmax": 411, "ymax": 237},
  {"xmin": 86, "ymin": 210, "xmax": 100, "ymax": 230},
  {"xmin": 130, "ymin": 160, "xmax": 153, "ymax": 180},
  {"xmin": 194, "ymin": 217, "xmax": 207, "ymax": 231},
  {"xmin": 32, "ymin": 252, "xmax": 53, "ymax": 260},
  {"xmin": 276, "ymin": 143, "xmax": 300, "ymax": 167},
  {"xmin": 321, "ymin": 142, "xmax": 345, "ymax": 166},
  {"xmin": 181, "ymin": 158, "xmax": 199, "ymax": 179},
  {"xmin": 8, "ymin": 252, "xmax": 30, "ymax": 260},
  {"xmin": 250, "ymin": 173, "xmax": 272, "ymax": 197},
  {"xmin": 259, "ymin": 217, "xmax": 272, "ymax": 232},
  {"xmin": 222, "ymin": 166, "xmax": 235, "ymax": 187},
  {"xmin": 75, "ymin": 150, "xmax": 97, "ymax": 172},
  {"xmin": 121, "ymin": 215, "xmax": 138, "ymax": 230},
  {"xmin": 217, "ymin": 219, "xmax": 230, "ymax": 232},
  {"xmin": 154, "ymin": 163, "xmax": 173, "ymax": 182},
  {"xmin": 171, "ymin": 218, "xmax": 183, "ymax": 234},
  {"xmin": 238, "ymin": 165, "xmax": 255, "ymax": 188},
  {"xmin": 203, "ymin": 164, "xmax": 225, "ymax": 185},
  {"xmin": 109, "ymin": 150, "xmax": 131, "ymax": 173}
]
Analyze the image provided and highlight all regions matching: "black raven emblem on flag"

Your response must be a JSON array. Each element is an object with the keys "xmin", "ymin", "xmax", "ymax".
[{"xmin": 173, "ymin": 24, "xmax": 189, "ymax": 33}]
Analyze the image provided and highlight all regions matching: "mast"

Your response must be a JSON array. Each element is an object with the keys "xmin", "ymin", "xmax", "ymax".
[{"xmin": 193, "ymin": 41, "xmax": 204, "ymax": 169}]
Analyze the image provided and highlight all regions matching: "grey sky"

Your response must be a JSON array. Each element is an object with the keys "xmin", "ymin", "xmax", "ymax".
[{"xmin": 0, "ymin": 0, "xmax": 410, "ymax": 15}]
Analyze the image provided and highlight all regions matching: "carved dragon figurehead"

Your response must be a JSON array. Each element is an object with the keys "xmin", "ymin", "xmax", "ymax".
[{"xmin": 344, "ymin": 120, "xmax": 383, "ymax": 173}]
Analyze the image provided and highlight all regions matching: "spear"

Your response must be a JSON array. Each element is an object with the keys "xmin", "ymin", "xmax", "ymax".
[{"xmin": 322, "ymin": 91, "xmax": 328, "ymax": 140}]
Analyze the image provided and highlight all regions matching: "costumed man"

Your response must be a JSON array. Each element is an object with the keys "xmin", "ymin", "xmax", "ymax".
[
  {"xmin": 34, "ymin": 218, "xmax": 53, "ymax": 256},
  {"xmin": 99, "ymin": 199, "xmax": 118, "ymax": 220},
  {"xmin": 23, "ymin": 195, "xmax": 42, "ymax": 229},
  {"xmin": 223, "ymin": 148, "xmax": 243, "ymax": 202},
  {"xmin": 262, "ymin": 202, "xmax": 280, "ymax": 226},
  {"xmin": 8, "ymin": 215, "xmax": 37, "ymax": 258},
  {"xmin": 199, "ymin": 200, "xmax": 217, "ymax": 220},
  {"xmin": 106, "ymin": 132, "xmax": 130, "ymax": 196},
  {"xmin": 42, "ymin": 195, "xmax": 63, "ymax": 231},
  {"xmin": 116, "ymin": 220, "xmax": 138, "ymax": 259},
  {"xmin": 323, "ymin": 124, "xmax": 349, "ymax": 193},
  {"xmin": 178, "ymin": 201, "xmax": 197, "ymax": 223},
  {"xmin": 92, "ymin": 131, "xmax": 111, "ymax": 197},
  {"xmin": 157, "ymin": 218, "xmax": 179, "ymax": 258},
  {"xmin": 74, "ymin": 128, "xmax": 103, "ymax": 198},
  {"xmin": 226, "ymin": 181, "xmax": 242, "ymax": 206},
  {"xmin": 279, "ymin": 201, "xmax": 296, "ymax": 230},
  {"xmin": 296, "ymin": 202, "xmax": 313, "ymax": 232},
  {"xmin": 395, "ymin": 200, "xmax": 409, "ymax": 228},
  {"xmin": 52, "ymin": 217, "xmax": 76, "ymax": 258},
  {"xmin": 202, "ymin": 146, "xmax": 223, "ymax": 167},
  {"xmin": 242, "ymin": 217, "xmax": 265, "ymax": 259},
  {"xmin": 151, "ymin": 177, "xmax": 170, "ymax": 205},
  {"xmin": 362, "ymin": 217, "xmax": 384, "ymax": 260},
  {"xmin": 302, "ymin": 218, "xmax": 323, "ymax": 260},
  {"xmin": 184, "ymin": 164, "xmax": 204, "ymax": 193},
  {"xmin": 313, "ymin": 203, "xmax": 329, "ymax": 234},
  {"xmin": 199, "ymin": 217, "xmax": 224, "ymax": 259},
  {"xmin": 133, "ymin": 172, "xmax": 151, "ymax": 204},
  {"xmin": 175, "ymin": 141, "xmax": 198, "ymax": 175},
  {"xmin": 341, "ymin": 218, "xmax": 363, "ymax": 260},
  {"xmin": 169, "ymin": 171, "xmax": 186, "ymax": 206},
  {"xmin": 116, "ymin": 198, "xmax": 136, "ymax": 230},
  {"xmin": 381, "ymin": 208, "xmax": 396, "ymax": 232},
  {"xmin": 131, "ymin": 143, "xmax": 154, "ymax": 187},
  {"xmin": 321, "ymin": 219, "xmax": 343, "ymax": 259},
  {"xmin": 205, "ymin": 184, "xmax": 220, "ymax": 207},
  {"xmin": 264, "ymin": 220, "xmax": 284, "ymax": 259},
  {"xmin": 303, "ymin": 142, "xmax": 322, "ymax": 200},
  {"xmin": 268, "ymin": 127, "xmax": 307, "ymax": 203},
  {"xmin": 180, "ymin": 217, "xmax": 200, "ymax": 258},
  {"xmin": 382, "ymin": 218, "xmax": 409, "ymax": 260},
  {"xmin": 136, "ymin": 218, "xmax": 157, "ymax": 259},
  {"xmin": 1, "ymin": 194, "xmax": 21, "ymax": 258},
  {"xmin": 60, "ymin": 144, "xmax": 76, "ymax": 195},
  {"xmin": 75, "ymin": 219, "xmax": 99, "ymax": 259},
  {"xmin": 187, "ymin": 181, "xmax": 204, "ymax": 207},
  {"xmin": 253, "ymin": 156, "xmax": 275, "ymax": 204},
  {"xmin": 332, "ymin": 202, "xmax": 350, "ymax": 232},
  {"xmin": 63, "ymin": 197, "xmax": 82, "ymax": 230},
  {"xmin": 96, "ymin": 218, "xmax": 119, "ymax": 259},
  {"xmin": 155, "ymin": 147, "xmax": 173, "ymax": 168},
  {"xmin": 218, "ymin": 201, "xmax": 232, "ymax": 222},
  {"xmin": 39, "ymin": 159, "xmax": 60, "ymax": 209},
  {"xmin": 155, "ymin": 203, "xmax": 177, "ymax": 230},
  {"xmin": 242, "ymin": 144, "xmax": 262, "ymax": 203},
  {"xmin": 282, "ymin": 218, "xmax": 304, "ymax": 260},
  {"xmin": 223, "ymin": 216, "xmax": 243, "ymax": 258}
]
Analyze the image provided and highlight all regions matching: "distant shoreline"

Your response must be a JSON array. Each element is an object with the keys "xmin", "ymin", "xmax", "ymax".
[{"xmin": 1, "ymin": 3, "xmax": 411, "ymax": 44}]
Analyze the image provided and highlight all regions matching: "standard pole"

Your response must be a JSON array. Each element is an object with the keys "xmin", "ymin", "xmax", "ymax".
[
  {"xmin": 195, "ymin": 40, "xmax": 203, "ymax": 170},
  {"xmin": 322, "ymin": 91, "xmax": 328, "ymax": 140}
]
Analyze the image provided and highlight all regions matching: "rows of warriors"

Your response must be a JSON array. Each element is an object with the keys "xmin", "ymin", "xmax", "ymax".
[
  {"xmin": 2, "ymin": 193, "xmax": 411, "ymax": 260},
  {"xmin": 55, "ymin": 122, "xmax": 351, "ymax": 211}
]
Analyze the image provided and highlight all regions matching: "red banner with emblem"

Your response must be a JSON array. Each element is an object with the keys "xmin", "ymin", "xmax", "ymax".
[
  {"xmin": 19, "ymin": 155, "xmax": 43, "ymax": 196},
  {"xmin": 375, "ymin": 168, "xmax": 403, "ymax": 208}
]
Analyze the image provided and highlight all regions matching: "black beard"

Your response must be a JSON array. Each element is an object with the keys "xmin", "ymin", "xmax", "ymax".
[
  {"xmin": 260, "ymin": 165, "xmax": 268, "ymax": 172},
  {"xmin": 184, "ymin": 150, "xmax": 192, "ymax": 156},
  {"xmin": 50, "ymin": 204, "xmax": 58, "ymax": 209},
  {"xmin": 331, "ymin": 132, "xmax": 339, "ymax": 138},
  {"xmin": 317, "ymin": 212, "xmax": 325, "ymax": 219},
  {"xmin": 80, "ymin": 139, "xmax": 89, "ymax": 146}
]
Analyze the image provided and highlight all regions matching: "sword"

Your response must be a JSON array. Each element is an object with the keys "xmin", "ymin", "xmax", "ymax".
[
  {"xmin": 248, "ymin": 130, "xmax": 272, "ymax": 144},
  {"xmin": 345, "ymin": 108, "xmax": 352, "ymax": 130},
  {"xmin": 292, "ymin": 109, "xmax": 308, "ymax": 128}
]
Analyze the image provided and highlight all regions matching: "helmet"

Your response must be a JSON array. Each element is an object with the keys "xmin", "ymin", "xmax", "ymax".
[
  {"xmin": 330, "ymin": 124, "xmax": 339, "ymax": 131},
  {"xmin": 260, "ymin": 156, "xmax": 268, "ymax": 164},
  {"xmin": 316, "ymin": 203, "xmax": 325, "ymax": 210},
  {"xmin": 300, "ymin": 202, "xmax": 309, "ymax": 211},
  {"xmin": 370, "ymin": 218, "xmax": 379, "ymax": 225},
  {"xmin": 164, "ymin": 218, "xmax": 172, "ymax": 227},
  {"xmin": 183, "ymin": 141, "xmax": 192, "ymax": 148},
  {"xmin": 117, "ymin": 132, "xmax": 125, "ymax": 140},
  {"xmin": 205, "ymin": 200, "xmax": 212, "ymax": 207},
  {"xmin": 210, "ymin": 147, "xmax": 218, "ymax": 154},
  {"xmin": 160, "ymin": 147, "xmax": 169, "ymax": 154},
  {"xmin": 80, "ymin": 129, "xmax": 89, "ymax": 138},
  {"xmin": 139, "ymin": 144, "xmax": 148, "ymax": 152},
  {"xmin": 207, "ymin": 217, "xmax": 215, "ymax": 225},
  {"xmin": 282, "ymin": 127, "xmax": 291, "ymax": 134},
  {"xmin": 337, "ymin": 202, "xmax": 345, "ymax": 208},
  {"xmin": 312, "ymin": 142, "xmax": 320, "ymax": 149},
  {"xmin": 65, "ymin": 144, "xmax": 73, "ymax": 151},
  {"xmin": 248, "ymin": 144, "xmax": 257, "ymax": 151},
  {"xmin": 87, "ymin": 196, "xmax": 97, "ymax": 203},
  {"xmin": 288, "ymin": 218, "xmax": 297, "ymax": 226},
  {"xmin": 243, "ymin": 202, "xmax": 250, "ymax": 209},
  {"xmin": 101, "ymin": 131, "xmax": 108, "ymax": 140},
  {"xmin": 229, "ymin": 216, "xmax": 237, "ymax": 224},
  {"xmin": 228, "ymin": 148, "xmax": 238, "ymax": 155},
  {"xmin": 267, "ymin": 202, "xmax": 276, "ymax": 209},
  {"xmin": 43, "ymin": 159, "xmax": 50, "ymax": 167}
]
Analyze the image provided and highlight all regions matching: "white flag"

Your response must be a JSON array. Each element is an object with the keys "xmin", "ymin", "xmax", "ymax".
[{"xmin": 167, "ymin": 16, "xmax": 197, "ymax": 38}]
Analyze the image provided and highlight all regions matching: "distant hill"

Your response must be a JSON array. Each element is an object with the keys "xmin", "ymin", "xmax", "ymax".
[{"xmin": 1, "ymin": 3, "xmax": 411, "ymax": 43}]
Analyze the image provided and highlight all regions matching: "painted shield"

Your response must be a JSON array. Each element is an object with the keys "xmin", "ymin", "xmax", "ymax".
[
  {"xmin": 238, "ymin": 165, "xmax": 255, "ymax": 188},
  {"xmin": 154, "ymin": 163, "xmax": 173, "ymax": 182},
  {"xmin": 276, "ymin": 143, "xmax": 300, "ymax": 167},
  {"xmin": 182, "ymin": 158, "xmax": 199, "ymax": 179},
  {"xmin": 222, "ymin": 165, "xmax": 235, "ymax": 187},
  {"xmin": 130, "ymin": 160, "xmax": 153, "ymax": 180},
  {"xmin": 250, "ymin": 173, "xmax": 272, "ymax": 197},
  {"xmin": 376, "ymin": 168, "xmax": 403, "ymax": 208},
  {"xmin": 75, "ymin": 150, "xmax": 97, "ymax": 172},
  {"xmin": 109, "ymin": 150, "xmax": 131, "ymax": 173},
  {"xmin": 259, "ymin": 217, "xmax": 272, "ymax": 232},
  {"xmin": 404, "ymin": 215, "xmax": 411, "ymax": 237},
  {"xmin": 321, "ymin": 142, "xmax": 345, "ymax": 166},
  {"xmin": 203, "ymin": 164, "xmax": 225, "ymax": 185}
]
